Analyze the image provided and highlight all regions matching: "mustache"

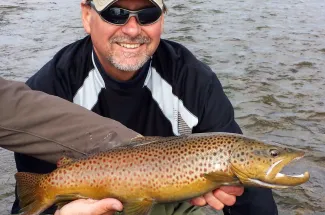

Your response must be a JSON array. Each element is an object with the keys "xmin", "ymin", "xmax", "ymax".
[{"xmin": 110, "ymin": 36, "xmax": 151, "ymax": 44}]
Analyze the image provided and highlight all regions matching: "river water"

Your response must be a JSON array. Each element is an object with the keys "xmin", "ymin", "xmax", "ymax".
[{"xmin": 0, "ymin": 0, "xmax": 324, "ymax": 214}]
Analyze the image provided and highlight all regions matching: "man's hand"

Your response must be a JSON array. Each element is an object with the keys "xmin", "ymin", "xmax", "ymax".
[
  {"xmin": 54, "ymin": 198, "xmax": 123, "ymax": 215},
  {"xmin": 190, "ymin": 186, "xmax": 244, "ymax": 210}
]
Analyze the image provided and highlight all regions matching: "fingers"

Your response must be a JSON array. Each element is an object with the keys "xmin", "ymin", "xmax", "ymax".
[
  {"xmin": 190, "ymin": 186, "xmax": 244, "ymax": 211},
  {"xmin": 203, "ymin": 192, "xmax": 225, "ymax": 210},
  {"xmin": 189, "ymin": 196, "xmax": 206, "ymax": 206},
  {"xmin": 91, "ymin": 198, "xmax": 123, "ymax": 214},
  {"xmin": 219, "ymin": 186, "xmax": 244, "ymax": 196},
  {"xmin": 213, "ymin": 189, "xmax": 236, "ymax": 206},
  {"xmin": 56, "ymin": 198, "xmax": 123, "ymax": 215}
]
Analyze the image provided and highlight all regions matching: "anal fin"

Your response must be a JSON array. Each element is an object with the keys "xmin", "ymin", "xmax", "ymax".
[
  {"xmin": 55, "ymin": 193, "xmax": 90, "ymax": 202},
  {"xmin": 56, "ymin": 200, "xmax": 73, "ymax": 210}
]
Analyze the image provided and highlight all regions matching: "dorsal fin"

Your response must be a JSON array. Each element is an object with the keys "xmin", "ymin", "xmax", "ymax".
[
  {"xmin": 127, "ymin": 136, "xmax": 186, "ymax": 147},
  {"xmin": 57, "ymin": 156, "xmax": 75, "ymax": 168}
]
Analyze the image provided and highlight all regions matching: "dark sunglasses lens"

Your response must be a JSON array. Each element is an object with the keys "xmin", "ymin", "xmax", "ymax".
[
  {"xmin": 101, "ymin": 8, "xmax": 130, "ymax": 25},
  {"xmin": 138, "ymin": 7, "xmax": 162, "ymax": 25}
]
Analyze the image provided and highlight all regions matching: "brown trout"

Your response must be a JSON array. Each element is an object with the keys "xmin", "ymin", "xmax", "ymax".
[{"xmin": 15, "ymin": 132, "xmax": 310, "ymax": 215}]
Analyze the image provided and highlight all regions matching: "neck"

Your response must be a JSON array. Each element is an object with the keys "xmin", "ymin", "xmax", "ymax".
[{"xmin": 102, "ymin": 62, "xmax": 138, "ymax": 81}]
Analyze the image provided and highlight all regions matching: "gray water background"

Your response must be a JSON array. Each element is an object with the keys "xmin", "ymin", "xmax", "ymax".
[{"xmin": 0, "ymin": 0, "xmax": 324, "ymax": 214}]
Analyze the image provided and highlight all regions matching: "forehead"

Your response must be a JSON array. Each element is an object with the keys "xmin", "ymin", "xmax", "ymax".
[{"xmin": 112, "ymin": 0, "xmax": 155, "ymax": 9}]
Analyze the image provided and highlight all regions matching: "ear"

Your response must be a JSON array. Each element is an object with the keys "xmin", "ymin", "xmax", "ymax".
[
  {"xmin": 160, "ymin": 15, "xmax": 165, "ymax": 33},
  {"xmin": 81, "ymin": 3, "xmax": 92, "ymax": 34}
]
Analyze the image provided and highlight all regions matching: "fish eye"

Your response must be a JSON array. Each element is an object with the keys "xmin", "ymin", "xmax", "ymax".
[{"xmin": 270, "ymin": 149, "xmax": 279, "ymax": 157}]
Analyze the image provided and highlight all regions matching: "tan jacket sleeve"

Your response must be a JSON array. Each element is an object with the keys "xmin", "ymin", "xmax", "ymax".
[{"xmin": 0, "ymin": 77, "xmax": 140, "ymax": 163}]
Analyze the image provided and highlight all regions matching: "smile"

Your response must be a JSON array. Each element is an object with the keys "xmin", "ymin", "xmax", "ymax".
[{"xmin": 118, "ymin": 43, "xmax": 141, "ymax": 49}]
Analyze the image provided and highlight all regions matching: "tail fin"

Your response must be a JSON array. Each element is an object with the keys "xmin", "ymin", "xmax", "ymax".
[{"xmin": 15, "ymin": 172, "xmax": 54, "ymax": 215}]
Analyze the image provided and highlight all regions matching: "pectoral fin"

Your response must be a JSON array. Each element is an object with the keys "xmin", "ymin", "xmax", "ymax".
[
  {"xmin": 203, "ymin": 171, "xmax": 241, "ymax": 185},
  {"xmin": 122, "ymin": 199, "xmax": 154, "ymax": 215}
]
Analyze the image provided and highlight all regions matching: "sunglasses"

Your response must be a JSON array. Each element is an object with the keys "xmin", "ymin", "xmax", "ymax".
[{"xmin": 90, "ymin": 3, "xmax": 162, "ymax": 26}]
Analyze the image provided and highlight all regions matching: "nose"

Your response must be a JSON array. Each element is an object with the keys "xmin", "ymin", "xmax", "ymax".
[{"xmin": 121, "ymin": 16, "xmax": 141, "ymax": 38}]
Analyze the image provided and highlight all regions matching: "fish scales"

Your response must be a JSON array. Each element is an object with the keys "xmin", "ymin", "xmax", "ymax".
[
  {"xmin": 42, "ymin": 135, "xmax": 236, "ymax": 202},
  {"xmin": 15, "ymin": 132, "xmax": 310, "ymax": 215}
]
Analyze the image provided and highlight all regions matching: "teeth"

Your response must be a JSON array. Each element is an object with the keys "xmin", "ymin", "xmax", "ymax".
[
  {"xmin": 276, "ymin": 172, "xmax": 306, "ymax": 178},
  {"xmin": 119, "ymin": 43, "xmax": 140, "ymax": 49}
]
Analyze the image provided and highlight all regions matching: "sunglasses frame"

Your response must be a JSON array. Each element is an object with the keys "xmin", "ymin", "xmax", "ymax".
[{"xmin": 90, "ymin": 2, "xmax": 162, "ymax": 26}]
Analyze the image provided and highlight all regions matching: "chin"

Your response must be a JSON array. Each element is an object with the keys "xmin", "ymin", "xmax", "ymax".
[{"xmin": 111, "ymin": 57, "xmax": 150, "ymax": 72}]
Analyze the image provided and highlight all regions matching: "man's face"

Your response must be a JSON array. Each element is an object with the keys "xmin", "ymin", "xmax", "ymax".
[{"xmin": 83, "ymin": 0, "xmax": 164, "ymax": 73}]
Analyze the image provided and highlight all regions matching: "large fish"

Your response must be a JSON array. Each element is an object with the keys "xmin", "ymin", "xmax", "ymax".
[{"xmin": 15, "ymin": 132, "xmax": 310, "ymax": 215}]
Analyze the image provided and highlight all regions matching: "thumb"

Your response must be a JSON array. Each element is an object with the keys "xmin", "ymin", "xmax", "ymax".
[{"xmin": 91, "ymin": 198, "xmax": 123, "ymax": 213}]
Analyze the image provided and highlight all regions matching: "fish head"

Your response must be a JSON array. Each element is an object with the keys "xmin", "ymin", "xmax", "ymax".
[{"xmin": 229, "ymin": 140, "xmax": 310, "ymax": 189}]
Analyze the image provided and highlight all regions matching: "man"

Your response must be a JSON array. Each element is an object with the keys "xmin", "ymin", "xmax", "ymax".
[{"xmin": 12, "ymin": 0, "xmax": 278, "ymax": 214}]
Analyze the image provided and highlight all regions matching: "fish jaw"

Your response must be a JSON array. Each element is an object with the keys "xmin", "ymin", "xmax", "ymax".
[
  {"xmin": 261, "ymin": 152, "xmax": 310, "ymax": 188},
  {"xmin": 231, "ymin": 150, "xmax": 310, "ymax": 189}
]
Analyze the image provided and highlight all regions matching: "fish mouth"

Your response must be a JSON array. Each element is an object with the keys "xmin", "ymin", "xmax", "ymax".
[{"xmin": 251, "ymin": 152, "xmax": 310, "ymax": 189}]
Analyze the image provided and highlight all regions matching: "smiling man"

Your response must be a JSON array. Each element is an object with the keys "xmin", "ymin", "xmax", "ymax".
[{"xmin": 12, "ymin": 0, "xmax": 278, "ymax": 215}]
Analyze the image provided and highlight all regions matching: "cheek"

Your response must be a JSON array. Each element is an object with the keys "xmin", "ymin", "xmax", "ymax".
[
  {"xmin": 143, "ymin": 23, "xmax": 163, "ymax": 46},
  {"xmin": 89, "ymin": 17, "xmax": 118, "ymax": 44}
]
